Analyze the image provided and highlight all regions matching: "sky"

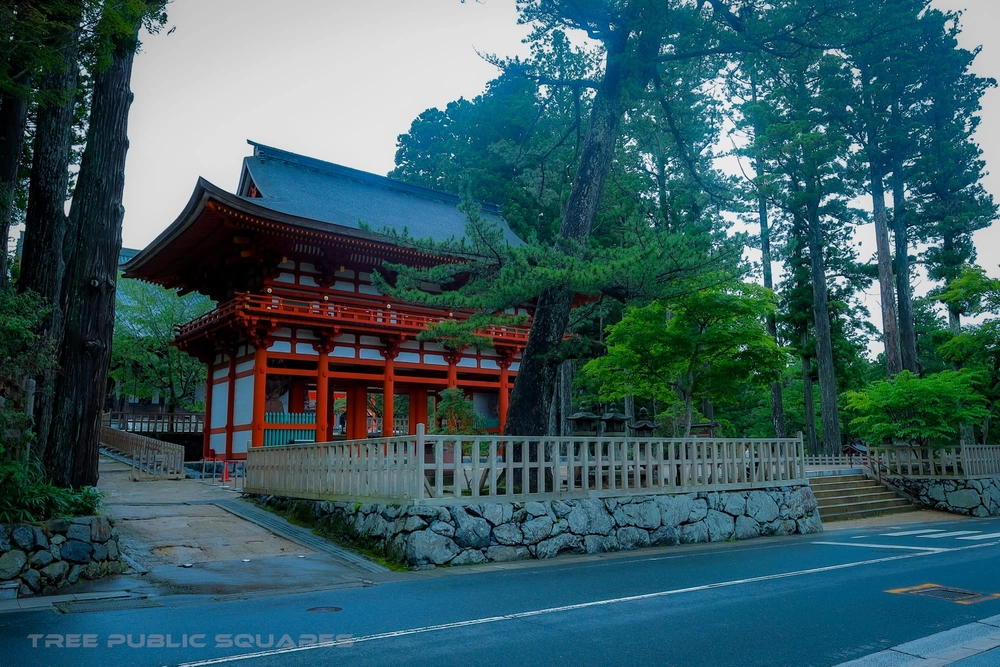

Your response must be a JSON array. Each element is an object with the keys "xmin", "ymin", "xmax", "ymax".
[
  {"xmin": 122, "ymin": 0, "xmax": 531, "ymax": 249},
  {"xmin": 119, "ymin": 0, "xmax": 1000, "ymax": 327}
]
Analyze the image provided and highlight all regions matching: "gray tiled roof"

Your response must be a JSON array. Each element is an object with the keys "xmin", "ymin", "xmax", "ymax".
[{"xmin": 239, "ymin": 141, "xmax": 522, "ymax": 246}]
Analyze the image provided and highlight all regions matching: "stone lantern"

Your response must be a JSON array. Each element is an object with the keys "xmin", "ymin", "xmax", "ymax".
[
  {"xmin": 567, "ymin": 409, "xmax": 601, "ymax": 437},
  {"xmin": 628, "ymin": 408, "xmax": 659, "ymax": 438},
  {"xmin": 600, "ymin": 404, "xmax": 628, "ymax": 436}
]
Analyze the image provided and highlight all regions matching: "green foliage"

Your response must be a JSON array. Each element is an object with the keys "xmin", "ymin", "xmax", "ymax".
[
  {"xmin": 583, "ymin": 281, "xmax": 787, "ymax": 435},
  {"xmin": 0, "ymin": 288, "xmax": 56, "ymax": 458},
  {"xmin": 0, "ymin": 287, "xmax": 102, "ymax": 521},
  {"xmin": 431, "ymin": 388, "xmax": 482, "ymax": 435},
  {"xmin": 845, "ymin": 371, "xmax": 989, "ymax": 447},
  {"xmin": 0, "ymin": 453, "xmax": 102, "ymax": 523},
  {"xmin": 932, "ymin": 264, "xmax": 1000, "ymax": 323},
  {"xmin": 110, "ymin": 278, "xmax": 213, "ymax": 411}
]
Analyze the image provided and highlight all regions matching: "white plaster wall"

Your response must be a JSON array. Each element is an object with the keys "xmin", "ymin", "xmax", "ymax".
[
  {"xmin": 211, "ymin": 381, "xmax": 228, "ymax": 430},
  {"xmin": 233, "ymin": 375, "xmax": 254, "ymax": 426}
]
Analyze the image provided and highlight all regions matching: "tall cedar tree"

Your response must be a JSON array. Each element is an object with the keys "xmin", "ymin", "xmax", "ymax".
[
  {"xmin": 503, "ymin": 0, "xmax": 767, "ymax": 436},
  {"xmin": 46, "ymin": 3, "xmax": 159, "ymax": 488},
  {"xmin": 17, "ymin": 0, "xmax": 84, "ymax": 456}
]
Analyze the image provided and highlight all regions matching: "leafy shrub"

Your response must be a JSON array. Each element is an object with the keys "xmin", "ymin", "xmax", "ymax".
[
  {"xmin": 431, "ymin": 388, "xmax": 484, "ymax": 435},
  {"xmin": 845, "ymin": 370, "xmax": 989, "ymax": 447},
  {"xmin": 0, "ymin": 287, "xmax": 102, "ymax": 522},
  {"xmin": 0, "ymin": 450, "xmax": 103, "ymax": 523}
]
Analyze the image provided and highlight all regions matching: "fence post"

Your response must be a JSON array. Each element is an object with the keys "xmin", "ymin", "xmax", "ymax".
[{"xmin": 416, "ymin": 423, "xmax": 425, "ymax": 500}]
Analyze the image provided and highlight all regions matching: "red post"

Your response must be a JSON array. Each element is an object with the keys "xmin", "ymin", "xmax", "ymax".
[
  {"xmin": 251, "ymin": 344, "xmax": 267, "ymax": 449},
  {"xmin": 382, "ymin": 356, "xmax": 395, "ymax": 437},
  {"xmin": 497, "ymin": 348, "xmax": 514, "ymax": 434},
  {"xmin": 316, "ymin": 357, "xmax": 329, "ymax": 442},
  {"xmin": 409, "ymin": 387, "xmax": 428, "ymax": 435}
]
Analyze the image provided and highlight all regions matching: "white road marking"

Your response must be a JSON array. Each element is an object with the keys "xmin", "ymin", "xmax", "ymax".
[
  {"xmin": 880, "ymin": 529, "xmax": 947, "ymax": 537},
  {"xmin": 957, "ymin": 532, "xmax": 1000, "ymax": 541},
  {"xmin": 170, "ymin": 543, "xmax": 997, "ymax": 667},
  {"xmin": 919, "ymin": 531, "xmax": 983, "ymax": 539},
  {"xmin": 813, "ymin": 541, "xmax": 948, "ymax": 552}
]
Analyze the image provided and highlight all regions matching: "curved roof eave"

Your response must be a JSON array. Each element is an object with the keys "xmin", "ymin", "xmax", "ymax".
[{"xmin": 123, "ymin": 178, "xmax": 481, "ymax": 279}]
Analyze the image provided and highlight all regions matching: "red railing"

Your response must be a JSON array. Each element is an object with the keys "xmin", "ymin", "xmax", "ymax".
[{"xmin": 177, "ymin": 292, "xmax": 531, "ymax": 344}]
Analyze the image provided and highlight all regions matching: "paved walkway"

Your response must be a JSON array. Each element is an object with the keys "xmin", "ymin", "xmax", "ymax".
[{"xmin": 56, "ymin": 456, "xmax": 385, "ymax": 603}]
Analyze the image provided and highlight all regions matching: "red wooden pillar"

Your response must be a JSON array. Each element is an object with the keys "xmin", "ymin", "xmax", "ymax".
[
  {"xmin": 347, "ymin": 384, "xmax": 367, "ymax": 440},
  {"xmin": 445, "ymin": 349, "xmax": 461, "ymax": 388},
  {"xmin": 409, "ymin": 387, "xmax": 428, "ymax": 434},
  {"xmin": 380, "ymin": 338, "xmax": 401, "ymax": 437},
  {"xmin": 313, "ymin": 333, "xmax": 336, "ymax": 442},
  {"xmin": 499, "ymin": 366, "xmax": 510, "ymax": 433},
  {"xmin": 315, "ymin": 357, "xmax": 329, "ymax": 442},
  {"xmin": 497, "ymin": 348, "xmax": 514, "ymax": 434},
  {"xmin": 251, "ymin": 343, "xmax": 268, "ymax": 449}
]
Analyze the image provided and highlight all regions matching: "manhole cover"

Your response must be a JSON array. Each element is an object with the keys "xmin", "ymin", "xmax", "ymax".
[
  {"xmin": 56, "ymin": 596, "xmax": 160, "ymax": 614},
  {"xmin": 910, "ymin": 587, "xmax": 983, "ymax": 602},
  {"xmin": 306, "ymin": 606, "xmax": 342, "ymax": 613}
]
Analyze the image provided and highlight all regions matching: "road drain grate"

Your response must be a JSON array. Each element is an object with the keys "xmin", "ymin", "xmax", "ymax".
[
  {"xmin": 911, "ymin": 587, "xmax": 983, "ymax": 602},
  {"xmin": 887, "ymin": 583, "xmax": 1000, "ymax": 605},
  {"xmin": 56, "ymin": 596, "xmax": 160, "ymax": 613}
]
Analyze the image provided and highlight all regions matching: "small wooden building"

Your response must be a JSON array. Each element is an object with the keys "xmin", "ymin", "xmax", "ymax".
[{"xmin": 124, "ymin": 142, "xmax": 528, "ymax": 460}]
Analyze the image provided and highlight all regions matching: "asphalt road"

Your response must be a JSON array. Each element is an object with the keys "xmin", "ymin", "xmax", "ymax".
[{"xmin": 3, "ymin": 515, "xmax": 1000, "ymax": 667}]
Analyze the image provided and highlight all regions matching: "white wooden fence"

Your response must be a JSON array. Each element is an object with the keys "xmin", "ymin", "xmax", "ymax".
[
  {"xmin": 100, "ymin": 425, "xmax": 185, "ymax": 480},
  {"xmin": 245, "ymin": 425, "xmax": 807, "ymax": 505},
  {"xmin": 869, "ymin": 444, "xmax": 1000, "ymax": 479},
  {"xmin": 102, "ymin": 411, "xmax": 203, "ymax": 434}
]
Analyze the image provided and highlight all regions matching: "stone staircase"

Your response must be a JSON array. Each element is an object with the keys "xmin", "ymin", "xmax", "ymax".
[{"xmin": 808, "ymin": 470, "xmax": 921, "ymax": 522}]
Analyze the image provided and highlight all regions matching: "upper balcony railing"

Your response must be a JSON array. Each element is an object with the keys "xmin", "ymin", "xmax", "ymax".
[{"xmin": 177, "ymin": 292, "xmax": 531, "ymax": 345}]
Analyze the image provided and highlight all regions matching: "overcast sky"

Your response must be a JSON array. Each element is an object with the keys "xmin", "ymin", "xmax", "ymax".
[{"xmin": 120, "ymin": 1, "xmax": 1000, "ymax": 305}]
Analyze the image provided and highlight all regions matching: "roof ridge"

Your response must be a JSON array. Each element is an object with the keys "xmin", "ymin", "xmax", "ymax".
[{"xmin": 246, "ymin": 140, "xmax": 502, "ymax": 215}]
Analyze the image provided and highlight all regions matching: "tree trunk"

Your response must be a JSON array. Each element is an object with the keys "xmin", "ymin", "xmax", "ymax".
[
  {"xmin": 547, "ymin": 378, "xmax": 558, "ymax": 436},
  {"xmin": 748, "ymin": 71, "xmax": 786, "ymax": 438},
  {"xmin": 755, "ymin": 160, "xmax": 785, "ymax": 437},
  {"xmin": 46, "ymin": 11, "xmax": 141, "ymax": 487},
  {"xmin": 504, "ymin": 27, "xmax": 635, "ymax": 436},
  {"xmin": 890, "ymin": 157, "xmax": 918, "ymax": 373},
  {"xmin": 805, "ymin": 205, "xmax": 842, "ymax": 455},
  {"xmin": 800, "ymin": 345, "xmax": 819, "ymax": 456},
  {"xmin": 560, "ymin": 360, "xmax": 574, "ymax": 436},
  {"xmin": 18, "ymin": 1, "xmax": 83, "ymax": 459},
  {"xmin": 0, "ymin": 87, "xmax": 29, "ymax": 289},
  {"xmin": 869, "ymin": 160, "xmax": 901, "ymax": 377}
]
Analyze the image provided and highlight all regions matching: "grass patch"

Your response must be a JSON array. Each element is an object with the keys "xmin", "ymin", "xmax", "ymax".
[{"xmin": 255, "ymin": 498, "xmax": 409, "ymax": 572}]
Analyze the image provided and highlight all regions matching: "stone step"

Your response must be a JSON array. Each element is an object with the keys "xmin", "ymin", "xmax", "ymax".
[
  {"xmin": 808, "ymin": 475, "xmax": 872, "ymax": 488},
  {"xmin": 809, "ymin": 479, "xmax": 882, "ymax": 491},
  {"xmin": 819, "ymin": 495, "xmax": 915, "ymax": 512},
  {"xmin": 812, "ymin": 485, "xmax": 895, "ymax": 500},
  {"xmin": 815, "ymin": 491, "xmax": 904, "ymax": 506},
  {"xmin": 811, "ymin": 482, "xmax": 886, "ymax": 495},
  {"xmin": 819, "ymin": 502, "xmax": 922, "ymax": 522}
]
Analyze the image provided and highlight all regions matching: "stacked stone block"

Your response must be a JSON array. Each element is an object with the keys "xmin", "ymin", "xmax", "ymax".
[
  {"xmin": 258, "ymin": 486, "xmax": 822, "ymax": 569},
  {"xmin": 0, "ymin": 517, "xmax": 123, "ymax": 598}
]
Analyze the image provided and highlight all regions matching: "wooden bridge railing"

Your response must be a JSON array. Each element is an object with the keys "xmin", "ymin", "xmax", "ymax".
[
  {"xmin": 245, "ymin": 425, "xmax": 807, "ymax": 505},
  {"xmin": 100, "ymin": 425, "xmax": 185, "ymax": 480},
  {"xmin": 103, "ymin": 411, "xmax": 203, "ymax": 434}
]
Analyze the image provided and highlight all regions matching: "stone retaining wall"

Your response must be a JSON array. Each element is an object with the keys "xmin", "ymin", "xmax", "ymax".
[
  {"xmin": 257, "ymin": 486, "xmax": 822, "ymax": 569},
  {"xmin": 906, "ymin": 477, "xmax": 1000, "ymax": 517},
  {"xmin": 0, "ymin": 517, "xmax": 124, "ymax": 598}
]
